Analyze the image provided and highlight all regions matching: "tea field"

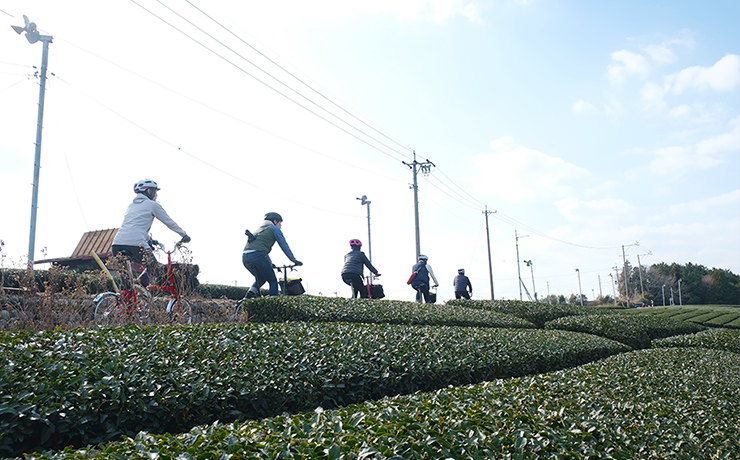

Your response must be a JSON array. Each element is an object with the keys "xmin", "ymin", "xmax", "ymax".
[{"xmin": 0, "ymin": 296, "xmax": 738, "ymax": 459}]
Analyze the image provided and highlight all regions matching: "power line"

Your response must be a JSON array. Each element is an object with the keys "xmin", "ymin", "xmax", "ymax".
[
  {"xmin": 130, "ymin": 0, "xmax": 413, "ymax": 164},
  {"xmin": 53, "ymin": 75, "xmax": 363, "ymax": 219},
  {"xmin": 183, "ymin": 0, "xmax": 414, "ymax": 156}
]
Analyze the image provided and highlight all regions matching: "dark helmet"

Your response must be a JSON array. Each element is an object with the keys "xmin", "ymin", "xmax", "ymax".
[
  {"xmin": 265, "ymin": 212, "xmax": 283, "ymax": 222},
  {"xmin": 349, "ymin": 239, "xmax": 362, "ymax": 247},
  {"xmin": 458, "ymin": 268, "xmax": 465, "ymax": 275}
]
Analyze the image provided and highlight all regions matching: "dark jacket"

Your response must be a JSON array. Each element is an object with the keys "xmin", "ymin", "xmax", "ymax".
[{"xmin": 341, "ymin": 250, "xmax": 378, "ymax": 276}]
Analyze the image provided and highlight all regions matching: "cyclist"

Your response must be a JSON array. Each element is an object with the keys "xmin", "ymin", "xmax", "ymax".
[
  {"xmin": 453, "ymin": 268, "xmax": 473, "ymax": 299},
  {"xmin": 341, "ymin": 239, "xmax": 380, "ymax": 298},
  {"xmin": 111, "ymin": 179, "xmax": 190, "ymax": 286},
  {"xmin": 409, "ymin": 254, "xmax": 438, "ymax": 303},
  {"xmin": 242, "ymin": 212, "xmax": 302, "ymax": 298}
]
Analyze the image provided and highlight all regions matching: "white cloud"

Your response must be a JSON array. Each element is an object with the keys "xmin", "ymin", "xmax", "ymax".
[
  {"xmin": 607, "ymin": 50, "xmax": 650, "ymax": 85},
  {"xmin": 466, "ymin": 137, "xmax": 589, "ymax": 201},
  {"xmin": 669, "ymin": 54, "xmax": 740, "ymax": 94},
  {"xmin": 695, "ymin": 115, "xmax": 740, "ymax": 156},
  {"xmin": 274, "ymin": 0, "xmax": 488, "ymax": 24},
  {"xmin": 640, "ymin": 82, "xmax": 667, "ymax": 111},
  {"xmin": 572, "ymin": 99, "xmax": 597, "ymax": 114},
  {"xmin": 668, "ymin": 104, "xmax": 692, "ymax": 118},
  {"xmin": 554, "ymin": 196, "xmax": 634, "ymax": 226},
  {"xmin": 645, "ymin": 116, "xmax": 739, "ymax": 177},
  {"xmin": 644, "ymin": 43, "xmax": 677, "ymax": 65}
]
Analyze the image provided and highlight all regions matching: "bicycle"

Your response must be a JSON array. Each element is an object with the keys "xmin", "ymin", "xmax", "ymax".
[
  {"xmin": 230, "ymin": 263, "xmax": 303, "ymax": 321},
  {"xmin": 92, "ymin": 237, "xmax": 197, "ymax": 325}
]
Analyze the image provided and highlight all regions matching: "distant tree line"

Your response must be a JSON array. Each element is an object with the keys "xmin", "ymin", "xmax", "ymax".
[
  {"xmin": 618, "ymin": 262, "xmax": 740, "ymax": 306},
  {"xmin": 540, "ymin": 262, "xmax": 739, "ymax": 307}
]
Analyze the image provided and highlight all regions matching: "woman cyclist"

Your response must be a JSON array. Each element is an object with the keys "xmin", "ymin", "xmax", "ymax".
[
  {"xmin": 242, "ymin": 212, "xmax": 302, "ymax": 297},
  {"xmin": 341, "ymin": 239, "xmax": 380, "ymax": 298},
  {"xmin": 111, "ymin": 179, "xmax": 190, "ymax": 286}
]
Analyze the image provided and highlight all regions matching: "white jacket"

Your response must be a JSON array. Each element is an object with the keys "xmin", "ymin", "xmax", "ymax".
[{"xmin": 112, "ymin": 193, "xmax": 187, "ymax": 246}]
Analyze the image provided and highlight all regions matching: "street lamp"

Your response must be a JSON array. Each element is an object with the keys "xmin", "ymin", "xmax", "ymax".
[
  {"xmin": 677, "ymin": 279, "xmax": 683, "ymax": 306},
  {"xmin": 662, "ymin": 284, "xmax": 666, "ymax": 307},
  {"xmin": 575, "ymin": 268, "xmax": 583, "ymax": 306},
  {"xmin": 621, "ymin": 241, "xmax": 639, "ymax": 307},
  {"xmin": 524, "ymin": 260, "xmax": 537, "ymax": 301},
  {"xmin": 11, "ymin": 15, "xmax": 53, "ymax": 267},
  {"xmin": 356, "ymin": 195, "xmax": 372, "ymax": 262}
]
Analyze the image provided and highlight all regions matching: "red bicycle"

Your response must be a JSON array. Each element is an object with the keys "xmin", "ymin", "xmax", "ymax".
[{"xmin": 92, "ymin": 238, "xmax": 197, "ymax": 325}]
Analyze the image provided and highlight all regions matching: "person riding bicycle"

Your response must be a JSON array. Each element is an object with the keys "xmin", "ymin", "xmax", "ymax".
[
  {"xmin": 453, "ymin": 268, "xmax": 473, "ymax": 299},
  {"xmin": 111, "ymin": 179, "xmax": 190, "ymax": 286},
  {"xmin": 410, "ymin": 254, "xmax": 438, "ymax": 303},
  {"xmin": 341, "ymin": 239, "xmax": 380, "ymax": 298},
  {"xmin": 242, "ymin": 212, "xmax": 303, "ymax": 298}
]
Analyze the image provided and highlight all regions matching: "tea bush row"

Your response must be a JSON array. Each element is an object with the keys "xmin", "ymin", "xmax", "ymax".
[
  {"xmin": 543, "ymin": 313, "xmax": 706, "ymax": 349},
  {"xmin": 653, "ymin": 327, "xmax": 740, "ymax": 353},
  {"xmin": 447, "ymin": 299, "xmax": 605, "ymax": 327},
  {"xmin": 0, "ymin": 322, "xmax": 629, "ymax": 457},
  {"xmin": 24, "ymin": 347, "xmax": 739, "ymax": 459},
  {"xmin": 243, "ymin": 295, "xmax": 536, "ymax": 329}
]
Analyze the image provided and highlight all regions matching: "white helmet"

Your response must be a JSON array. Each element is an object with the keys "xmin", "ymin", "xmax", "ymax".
[
  {"xmin": 418, "ymin": 254, "xmax": 428, "ymax": 261},
  {"xmin": 133, "ymin": 179, "xmax": 159, "ymax": 194}
]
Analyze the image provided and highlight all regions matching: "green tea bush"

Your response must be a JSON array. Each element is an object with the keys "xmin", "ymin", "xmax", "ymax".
[
  {"xmin": 244, "ymin": 295, "xmax": 536, "ymax": 328},
  {"xmin": 653, "ymin": 327, "xmax": 740, "ymax": 353},
  {"xmin": 195, "ymin": 283, "xmax": 248, "ymax": 300},
  {"xmin": 27, "ymin": 348, "xmax": 739, "ymax": 459},
  {"xmin": 544, "ymin": 313, "xmax": 705, "ymax": 349},
  {"xmin": 447, "ymin": 299, "xmax": 600, "ymax": 327},
  {"xmin": 0, "ymin": 323, "xmax": 627, "ymax": 456}
]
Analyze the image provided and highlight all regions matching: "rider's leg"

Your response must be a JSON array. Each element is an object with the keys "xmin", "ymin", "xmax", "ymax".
[
  {"xmin": 342, "ymin": 273, "xmax": 366, "ymax": 298},
  {"xmin": 242, "ymin": 251, "xmax": 275, "ymax": 296}
]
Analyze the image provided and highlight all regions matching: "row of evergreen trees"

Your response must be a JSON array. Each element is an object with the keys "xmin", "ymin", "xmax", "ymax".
[{"xmin": 540, "ymin": 262, "xmax": 739, "ymax": 306}]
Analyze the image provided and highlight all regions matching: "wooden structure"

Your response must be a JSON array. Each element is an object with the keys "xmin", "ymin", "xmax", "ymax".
[{"xmin": 34, "ymin": 228, "xmax": 118, "ymax": 270}]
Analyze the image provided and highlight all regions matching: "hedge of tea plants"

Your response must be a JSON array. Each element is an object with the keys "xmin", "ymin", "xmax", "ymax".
[
  {"xmin": 0, "ymin": 322, "xmax": 629, "ymax": 457},
  {"xmin": 543, "ymin": 313, "xmax": 706, "ymax": 349},
  {"xmin": 446, "ymin": 299, "xmax": 601, "ymax": 327},
  {"xmin": 653, "ymin": 326, "xmax": 740, "ymax": 353},
  {"xmin": 241, "ymin": 295, "xmax": 536, "ymax": 329},
  {"xmin": 19, "ymin": 347, "xmax": 739, "ymax": 459}
]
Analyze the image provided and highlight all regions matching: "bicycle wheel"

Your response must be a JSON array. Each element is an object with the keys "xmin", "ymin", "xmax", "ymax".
[
  {"xmin": 93, "ymin": 293, "xmax": 124, "ymax": 326},
  {"xmin": 230, "ymin": 299, "xmax": 245, "ymax": 322},
  {"xmin": 167, "ymin": 297, "xmax": 194, "ymax": 324},
  {"xmin": 131, "ymin": 285, "xmax": 151, "ymax": 324}
]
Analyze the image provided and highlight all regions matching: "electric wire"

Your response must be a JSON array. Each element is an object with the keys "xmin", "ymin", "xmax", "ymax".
[
  {"xmin": 56, "ymin": 36, "xmax": 403, "ymax": 184},
  {"xmin": 53, "ymin": 75, "xmax": 363, "ymax": 219},
  {"xmin": 132, "ymin": 1, "xmax": 618, "ymax": 252},
  {"xmin": 183, "ymin": 0, "xmax": 414, "ymax": 155},
  {"xmin": 130, "ymin": 0, "xmax": 413, "ymax": 164}
]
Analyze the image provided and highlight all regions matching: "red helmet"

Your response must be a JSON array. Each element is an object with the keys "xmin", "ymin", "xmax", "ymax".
[{"xmin": 349, "ymin": 239, "xmax": 362, "ymax": 247}]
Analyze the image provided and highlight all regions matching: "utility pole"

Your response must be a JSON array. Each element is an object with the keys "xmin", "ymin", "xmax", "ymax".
[
  {"xmin": 575, "ymin": 268, "xmax": 583, "ymax": 306},
  {"xmin": 621, "ymin": 241, "xmax": 639, "ymax": 306},
  {"xmin": 609, "ymin": 273, "xmax": 617, "ymax": 305},
  {"xmin": 515, "ymin": 230, "xmax": 529, "ymax": 301},
  {"xmin": 678, "ymin": 279, "xmax": 683, "ymax": 306},
  {"xmin": 483, "ymin": 206, "xmax": 496, "ymax": 299},
  {"xmin": 402, "ymin": 151, "xmax": 434, "ymax": 260},
  {"xmin": 598, "ymin": 274, "xmax": 603, "ymax": 299},
  {"xmin": 356, "ymin": 195, "xmax": 372, "ymax": 262},
  {"xmin": 11, "ymin": 16, "xmax": 53, "ymax": 267},
  {"xmin": 636, "ymin": 251, "xmax": 651, "ymax": 295}
]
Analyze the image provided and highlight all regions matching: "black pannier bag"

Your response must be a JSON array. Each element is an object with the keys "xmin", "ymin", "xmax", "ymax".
[
  {"xmin": 280, "ymin": 278, "xmax": 305, "ymax": 296},
  {"xmin": 369, "ymin": 284, "xmax": 385, "ymax": 299}
]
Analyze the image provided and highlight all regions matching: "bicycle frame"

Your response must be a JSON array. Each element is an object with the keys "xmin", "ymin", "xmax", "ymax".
[{"xmin": 146, "ymin": 247, "xmax": 187, "ymax": 315}]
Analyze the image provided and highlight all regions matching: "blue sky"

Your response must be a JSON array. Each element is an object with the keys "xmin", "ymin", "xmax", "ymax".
[{"xmin": 1, "ymin": 0, "xmax": 738, "ymax": 302}]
